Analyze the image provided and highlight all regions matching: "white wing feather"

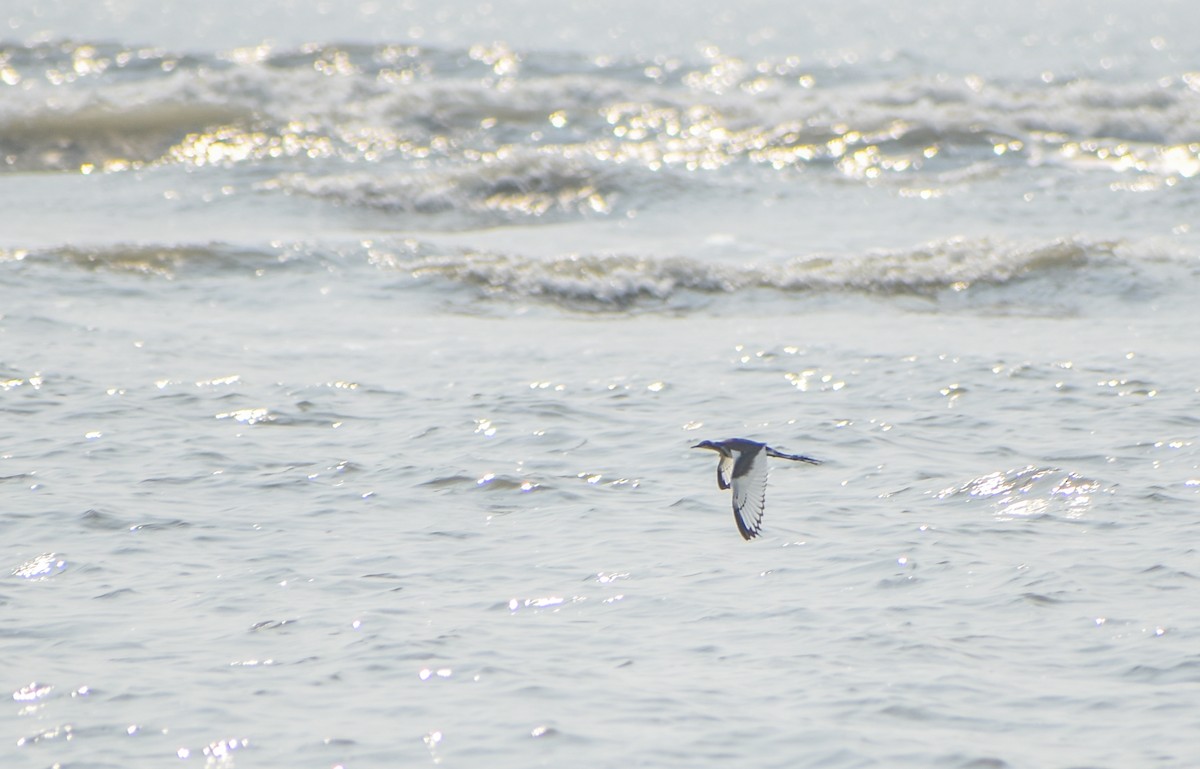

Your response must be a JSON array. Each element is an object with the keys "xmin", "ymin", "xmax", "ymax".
[
  {"xmin": 730, "ymin": 445, "xmax": 769, "ymax": 539},
  {"xmin": 717, "ymin": 455, "xmax": 734, "ymax": 490}
]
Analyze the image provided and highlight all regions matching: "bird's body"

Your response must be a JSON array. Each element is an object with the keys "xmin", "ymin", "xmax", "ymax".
[{"xmin": 691, "ymin": 438, "xmax": 820, "ymax": 540}]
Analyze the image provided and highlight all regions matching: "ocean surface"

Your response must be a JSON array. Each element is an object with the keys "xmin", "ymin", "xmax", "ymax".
[{"xmin": 3, "ymin": 2, "xmax": 1200, "ymax": 767}]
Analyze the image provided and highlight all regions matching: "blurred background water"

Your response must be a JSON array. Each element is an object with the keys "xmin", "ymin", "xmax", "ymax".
[{"xmin": 3, "ymin": 1, "xmax": 1199, "ymax": 767}]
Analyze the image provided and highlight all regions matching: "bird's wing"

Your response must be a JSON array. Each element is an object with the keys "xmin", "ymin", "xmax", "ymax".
[
  {"xmin": 765, "ymin": 446, "xmax": 821, "ymax": 464},
  {"xmin": 729, "ymin": 444, "xmax": 769, "ymax": 540},
  {"xmin": 717, "ymin": 454, "xmax": 734, "ymax": 490}
]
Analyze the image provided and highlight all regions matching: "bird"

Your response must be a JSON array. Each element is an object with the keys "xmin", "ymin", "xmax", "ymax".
[{"xmin": 691, "ymin": 439, "xmax": 821, "ymax": 540}]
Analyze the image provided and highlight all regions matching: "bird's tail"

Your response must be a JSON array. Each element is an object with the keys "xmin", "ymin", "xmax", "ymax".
[{"xmin": 766, "ymin": 447, "xmax": 821, "ymax": 464}]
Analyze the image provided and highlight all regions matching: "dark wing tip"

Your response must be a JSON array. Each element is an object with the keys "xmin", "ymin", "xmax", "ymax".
[
  {"xmin": 732, "ymin": 492, "xmax": 766, "ymax": 540},
  {"xmin": 733, "ymin": 512, "xmax": 759, "ymax": 540}
]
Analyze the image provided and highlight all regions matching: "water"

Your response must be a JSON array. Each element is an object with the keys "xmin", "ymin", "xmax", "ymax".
[{"xmin": 3, "ymin": 2, "xmax": 1200, "ymax": 767}]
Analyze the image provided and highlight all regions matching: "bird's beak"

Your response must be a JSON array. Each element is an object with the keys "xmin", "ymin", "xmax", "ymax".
[{"xmin": 690, "ymin": 442, "xmax": 709, "ymax": 450}]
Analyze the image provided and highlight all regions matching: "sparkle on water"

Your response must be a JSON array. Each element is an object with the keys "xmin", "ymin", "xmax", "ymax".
[{"xmin": 5, "ymin": 40, "xmax": 1198, "ymax": 194}]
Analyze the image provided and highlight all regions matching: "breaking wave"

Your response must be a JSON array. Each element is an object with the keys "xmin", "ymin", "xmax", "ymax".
[
  {"xmin": 2, "ymin": 39, "xmax": 1197, "ymax": 183},
  {"xmin": 368, "ymin": 236, "xmax": 1142, "ymax": 310},
  {"xmin": 3, "ymin": 235, "xmax": 1190, "ymax": 313},
  {"xmin": 263, "ymin": 150, "xmax": 627, "ymax": 223}
]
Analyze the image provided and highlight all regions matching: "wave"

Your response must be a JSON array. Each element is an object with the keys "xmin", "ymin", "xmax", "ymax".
[
  {"xmin": 0, "ymin": 242, "xmax": 290, "ymax": 277},
  {"xmin": 2, "ymin": 39, "xmax": 1197, "ymax": 183},
  {"xmin": 369, "ymin": 236, "xmax": 1150, "ymax": 310},
  {"xmin": 2, "ymin": 234, "xmax": 1189, "ymax": 313},
  {"xmin": 263, "ymin": 149, "xmax": 628, "ymax": 223}
]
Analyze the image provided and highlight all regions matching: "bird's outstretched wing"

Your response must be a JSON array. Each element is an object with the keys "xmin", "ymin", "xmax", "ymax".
[
  {"xmin": 729, "ymin": 444, "xmax": 769, "ymax": 540},
  {"xmin": 765, "ymin": 446, "xmax": 822, "ymax": 465}
]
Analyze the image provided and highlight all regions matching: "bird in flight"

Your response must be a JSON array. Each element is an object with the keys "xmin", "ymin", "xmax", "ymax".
[{"xmin": 691, "ymin": 438, "xmax": 821, "ymax": 540}]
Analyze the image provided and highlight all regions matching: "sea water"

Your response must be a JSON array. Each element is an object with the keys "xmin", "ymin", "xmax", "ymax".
[{"xmin": 3, "ymin": 2, "xmax": 1199, "ymax": 767}]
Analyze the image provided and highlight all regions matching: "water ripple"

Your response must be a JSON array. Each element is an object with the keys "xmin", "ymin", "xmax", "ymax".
[{"xmin": 936, "ymin": 466, "xmax": 1109, "ymax": 521}]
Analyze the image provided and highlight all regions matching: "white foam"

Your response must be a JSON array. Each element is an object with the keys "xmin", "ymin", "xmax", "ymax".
[{"xmin": 370, "ymin": 236, "xmax": 1134, "ymax": 309}]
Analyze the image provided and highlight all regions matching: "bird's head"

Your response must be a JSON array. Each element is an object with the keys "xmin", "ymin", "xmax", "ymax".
[{"xmin": 691, "ymin": 440, "xmax": 720, "ymax": 451}]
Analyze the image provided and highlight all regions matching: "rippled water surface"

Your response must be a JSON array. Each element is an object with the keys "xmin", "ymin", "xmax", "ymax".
[{"xmin": 3, "ymin": 2, "xmax": 1200, "ymax": 768}]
